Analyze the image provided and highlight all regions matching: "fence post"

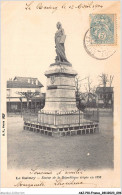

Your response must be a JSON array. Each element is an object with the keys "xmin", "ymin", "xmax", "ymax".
[
  {"xmin": 54, "ymin": 111, "xmax": 57, "ymax": 125},
  {"xmin": 21, "ymin": 101, "xmax": 23, "ymax": 118},
  {"xmin": 40, "ymin": 110, "xmax": 41, "ymax": 123},
  {"xmin": 79, "ymin": 109, "xmax": 80, "ymax": 127},
  {"xmin": 37, "ymin": 111, "xmax": 38, "ymax": 123},
  {"xmin": 97, "ymin": 107, "xmax": 99, "ymax": 122},
  {"xmin": 43, "ymin": 112, "xmax": 45, "ymax": 124}
]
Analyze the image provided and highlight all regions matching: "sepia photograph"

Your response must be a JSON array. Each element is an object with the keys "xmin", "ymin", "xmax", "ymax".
[{"xmin": 1, "ymin": 0, "xmax": 121, "ymax": 189}]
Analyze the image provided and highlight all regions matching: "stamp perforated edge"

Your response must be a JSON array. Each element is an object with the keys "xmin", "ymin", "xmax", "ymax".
[{"xmin": 89, "ymin": 13, "xmax": 117, "ymax": 46}]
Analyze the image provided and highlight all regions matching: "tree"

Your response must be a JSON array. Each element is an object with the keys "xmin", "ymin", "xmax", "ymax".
[
  {"xmin": 16, "ymin": 91, "xmax": 40, "ymax": 110},
  {"xmin": 75, "ymin": 76, "xmax": 89, "ymax": 95},
  {"xmin": 109, "ymin": 75, "xmax": 114, "ymax": 87},
  {"xmin": 98, "ymin": 73, "xmax": 114, "ymax": 107},
  {"xmin": 75, "ymin": 76, "xmax": 88, "ymax": 111},
  {"xmin": 99, "ymin": 73, "xmax": 109, "ymax": 87},
  {"xmin": 84, "ymin": 76, "xmax": 97, "ymax": 107}
]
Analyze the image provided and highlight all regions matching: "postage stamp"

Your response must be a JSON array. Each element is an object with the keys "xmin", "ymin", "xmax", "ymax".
[{"xmin": 89, "ymin": 14, "xmax": 116, "ymax": 45}]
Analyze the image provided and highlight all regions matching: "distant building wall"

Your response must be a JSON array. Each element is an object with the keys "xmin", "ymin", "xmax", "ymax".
[
  {"xmin": 7, "ymin": 88, "xmax": 41, "ymax": 99},
  {"xmin": 6, "ymin": 77, "xmax": 44, "ymax": 112}
]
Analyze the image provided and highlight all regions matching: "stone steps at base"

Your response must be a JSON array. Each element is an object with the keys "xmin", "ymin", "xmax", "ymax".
[
  {"xmin": 23, "ymin": 121, "xmax": 99, "ymax": 137},
  {"xmin": 52, "ymin": 131, "xmax": 61, "ymax": 137}
]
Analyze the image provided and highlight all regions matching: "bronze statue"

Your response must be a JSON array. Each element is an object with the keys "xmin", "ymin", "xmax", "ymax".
[{"xmin": 55, "ymin": 22, "xmax": 69, "ymax": 63}]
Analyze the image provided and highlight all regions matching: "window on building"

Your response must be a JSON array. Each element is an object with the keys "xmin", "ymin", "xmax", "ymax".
[
  {"xmin": 7, "ymin": 89, "xmax": 10, "ymax": 97},
  {"xmin": 35, "ymin": 89, "xmax": 40, "ymax": 95},
  {"xmin": 11, "ymin": 104, "xmax": 17, "ymax": 110},
  {"xmin": 100, "ymin": 94, "xmax": 102, "ymax": 99},
  {"xmin": 104, "ymin": 94, "xmax": 106, "ymax": 99},
  {"xmin": 108, "ymin": 94, "xmax": 112, "ymax": 99}
]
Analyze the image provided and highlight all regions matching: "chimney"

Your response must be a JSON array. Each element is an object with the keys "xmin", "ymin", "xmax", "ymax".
[{"xmin": 36, "ymin": 79, "xmax": 38, "ymax": 85}]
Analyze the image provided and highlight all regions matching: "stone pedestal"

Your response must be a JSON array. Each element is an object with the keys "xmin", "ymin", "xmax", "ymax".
[
  {"xmin": 37, "ymin": 63, "xmax": 84, "ymax": 128},
  {"xmin": 43, "ymin": 63, "xmax": 78, "ymax": 112}
]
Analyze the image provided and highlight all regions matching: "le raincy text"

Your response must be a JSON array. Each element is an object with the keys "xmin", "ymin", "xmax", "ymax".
[{"xmin": 25, "ymin": 1, "xmax": 103, "ymax": 12}]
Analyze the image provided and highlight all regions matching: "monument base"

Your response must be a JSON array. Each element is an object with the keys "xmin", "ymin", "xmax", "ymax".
[
  {"xmin": 23, "ymin": 110, "xmax": 99, "ymax": 137},
  {"xmin": 24, "ymin": 121, "xmax": 99, "ymax": 137}
]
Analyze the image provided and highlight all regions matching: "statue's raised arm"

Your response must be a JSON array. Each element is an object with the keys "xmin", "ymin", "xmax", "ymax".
[{"xmin": 55, "ymin": 22, "xmax": 70, "ymax": 64}]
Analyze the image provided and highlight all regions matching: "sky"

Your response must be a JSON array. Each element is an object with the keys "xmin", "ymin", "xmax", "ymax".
[{"xmin": 1, "ymin": 1, "xmax": 120, "ymax": 92}]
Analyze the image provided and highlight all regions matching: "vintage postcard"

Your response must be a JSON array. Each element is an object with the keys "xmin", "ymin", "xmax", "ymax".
[{"xmin": 1, "ymin": 0, "xmax": 121, "ymax": 191}]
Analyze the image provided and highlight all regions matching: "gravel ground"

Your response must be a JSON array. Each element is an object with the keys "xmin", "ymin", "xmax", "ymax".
[{"xmin": 7, "ymin": 114, "xmax": 113, "ymax": 169}]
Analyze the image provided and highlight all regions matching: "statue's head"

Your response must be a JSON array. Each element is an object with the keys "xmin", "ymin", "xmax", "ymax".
[{"xmin": 56, "ymin": 22, "xmax": 62, "ymax": 30}]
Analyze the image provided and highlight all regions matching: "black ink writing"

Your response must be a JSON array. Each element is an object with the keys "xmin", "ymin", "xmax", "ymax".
[
  {"xmin": 25, "ymin": 1, "xmax": 103, "ymax": 13},
  {"xmin": 2, "ymin": 113, "xmax": 5, "ymax": 136}
]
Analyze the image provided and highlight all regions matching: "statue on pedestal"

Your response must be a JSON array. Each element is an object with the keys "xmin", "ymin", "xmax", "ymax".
[{"xmin": 55, "ymin": 22, "xmax": 70, "ymax": 64}]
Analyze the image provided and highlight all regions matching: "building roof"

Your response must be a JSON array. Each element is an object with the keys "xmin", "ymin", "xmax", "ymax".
[
  {"xmin": 7, "ymin": 77, "xmax": 43, "ymax": 88},
  {"xmin": 96, "ymin": 87, "xmax": 113, "ymax": 93}
]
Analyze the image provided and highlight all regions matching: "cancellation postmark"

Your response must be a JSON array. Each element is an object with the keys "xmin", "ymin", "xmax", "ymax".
[{"xmin": 83, "ymin": 14, "xmax": 117, "ymax": 60}]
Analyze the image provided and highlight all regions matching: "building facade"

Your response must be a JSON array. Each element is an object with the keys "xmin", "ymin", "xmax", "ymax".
[
  {"xmin": 96, "ymin": 87, "xmax": 114, "ymax": 108},
  {"xmin": 7, "ymin": 77, "xmax": 44, "ymax": 112}
]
